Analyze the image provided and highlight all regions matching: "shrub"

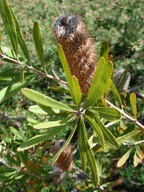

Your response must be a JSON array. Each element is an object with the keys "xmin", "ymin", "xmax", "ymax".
[{"xmin": 0, "ymin": 0, "xmax": 143, "ymax": 191}]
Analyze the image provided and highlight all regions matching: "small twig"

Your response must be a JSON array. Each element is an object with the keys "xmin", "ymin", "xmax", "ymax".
[
  {"xmin": 105, "ymin": 99, "xmax": 144, "ymax": 130},
  {"xmin": 0, "ymin": 52, "xmax": 67, "ymax": 85}
]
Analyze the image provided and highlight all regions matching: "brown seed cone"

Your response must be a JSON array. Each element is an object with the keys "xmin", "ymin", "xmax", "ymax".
[
  {"xmin": 54, "ymin": 14, "xmax": 96, "ymax": 94},
  {"xmin": 53, "ymin": 139, "xmax": 73, "ymax": 172}
]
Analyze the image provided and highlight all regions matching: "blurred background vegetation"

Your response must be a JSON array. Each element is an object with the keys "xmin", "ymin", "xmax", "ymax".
[{"xmin": 0, "ymin": 0, "xmax": 144, "ymax": 191}]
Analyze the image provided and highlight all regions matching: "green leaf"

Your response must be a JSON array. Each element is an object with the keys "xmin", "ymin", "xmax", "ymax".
[
  {"xmin": 80, "ymin": 118, "xmax": 99, "ymax": 186},
  {"xmin": 100, "ymin": 41, "xmax": 109, "ymax": 61},
  {"xmin": 88, "ymin": 107, "xmax": 121, "ymax": 121},
  {"xmin": 10, "ymin": 126, "xmax": 23, "ymax": 140},
  {"xmin": 0, "ymin": 77, "xmax": 33, "ymax": 103},
  {"xmin": 130, "ymin": 93, "xmax": 137, "ymax": 119},
  {"xmin": 94, "ymin": 115, "xmax": 119, "ymax": 149},
  {"xmin": 17, "ymin": 126, "xmax": 64, "ymax": 151},
  {"xmin": 71, "ymin": 75, "xmax": 82, "ymax": 106},
  {"xmin": 85, "ymin": 115, "xmax": 105, "ymax": 149},
  {"xmin": 9, "ymin": 5, "xmax": 30, "ymax": 61},
  {"xmin": 51, "ymin": 122, "xmax": 77, "ymax": 164},
  {"xmin": 0, "ymin": 0, "xmax": 18, "ymax": 54},
  {"xmin": 117, "ymin": 130, "xmax": 141, "ymax": 145},
  {"xmin": 20, "ymin": 151, "xmax": 28, "ymax": 166},
  {"xmin": 97, "ymin": 130, "xmax": 141, "ymax": 152},
  {"xmin": 1, "ymin": 46, "xmax": 14, "ymax": 58},
  {"xmin": 29, "ymin": 105, "xmax": 47, "ymax": 115},
  {"xmin": 111, "ymin": 80, "xmax": 122, "ymax": 106},
  {"xmin": 58, "ymin": 44, "xmax": 72, "ymax": 89},
  {"xmin": 33, "ymin": 115, "xmax": 75, "ymax": 129},
  {"xmin": 21, "ymin": 88, "xmax": 74, "ymax": 112},
  {"xmin": 0, "ymin": 167, "xmax": 17, "ymax": 181},
  {"xmin": 88, "ymin": 135, "xmax": 98, "ymax": 149},
  {"xmin": 78, "ymin": 120, "xmax": 87, "ymax": 172},
  {"xmin": 58, "ymin": 44, "xmax": 83, "ymax": 105},
  {"xmin": 20, "ymin": 67, "xmax": 25, "ymax": 83},
  {"xmin": 117, "ymin": 148, "xmax": 133, "ymax": 167},
  {"xmin": 39, "ymin": 104, "xmax": 60, "ymax": 115},
  {"xmin": 85, "ymin": 57, "xmax": 113, "ymax": 108},
  {"xmin": 0, "ymin": 68, "xmax": 31, "ymax": 82},
  {"xmin": 33, "ymin": 22, "xmax": 45, "ymax": 68}
]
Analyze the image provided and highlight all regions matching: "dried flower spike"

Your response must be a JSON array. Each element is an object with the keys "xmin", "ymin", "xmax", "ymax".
[
  {"xmin": 54, "ymin": 14, "xmax": 97, "ymax": 94},
  {"xmin": 53, "ymin": 139, "xmax": 73, "ymax": 172}
]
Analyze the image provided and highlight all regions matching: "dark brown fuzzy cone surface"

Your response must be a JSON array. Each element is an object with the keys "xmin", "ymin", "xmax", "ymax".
[
  {"xmin": 53, "ymin": 139, "xmax": 73, "ymax": 171},
  {"xmin": 54, "ymin": 14, "xmax": 96, "ymax": 94}
]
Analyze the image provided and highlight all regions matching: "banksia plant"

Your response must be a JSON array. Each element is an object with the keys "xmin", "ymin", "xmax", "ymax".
[
  {"xmin": 1, "ymin": 1, "xmax": 144, "ymax": 190},
  {"xmin": 54, "ymin": 14, "xmax": 96, "ymax": 94}
]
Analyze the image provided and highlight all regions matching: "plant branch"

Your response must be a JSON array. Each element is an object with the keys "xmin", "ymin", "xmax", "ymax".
[
  {"xmin": 105, "ymin": 99, "xmax": 144, "ymax": 130},
  {"xmin": 0, "ymin": 52, "xmax": 143, "ymax": 130},
  {"xmin": 0, "ymin": 52, "xmax": 67, "ymax": 85}
]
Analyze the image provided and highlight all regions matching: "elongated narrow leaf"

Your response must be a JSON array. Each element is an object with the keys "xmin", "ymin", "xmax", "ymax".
[
  {"xmin": 0, "ymin": 67, "xmax": 16, "ymax": 82},
  {"xmin": 21, "ymin": 88, "xmax": 74, "ymax": 112},
  {"xmin": 9, "ymin": 5, "xmax": 30, "ymax": 61},
  {"xmin": 100, "ymin": 41, "xmax": 109, "ymax": 61},
  {"xmin": 117, "ymin": 148, "xmax": 133, "ymax": 167},
  {"xmin": 111, "ymin": 80, "xmax": 122, "ymax": 106},
  {"xmin": 58, "ymin": 44, "xmax": 82, "ymax": 105},
  {"xmin": 85, "ymin": 57, "xmax": 113, "ymax": 108},
  {"xmin": 133, "ymin": 152, "xmax": 141, "ymax": 167},
  {"xmin": 3, "ymin": 3, "xmax": 30, "ymax": 61},
  {"xmin": 0, "ymin": 0, "xmax": 18, "ymax": 54},
  {"xmin": 0, "ymin": 77, "xmax": 33, "ymax": 103},
  {"xmin": 51, "ymin": 122, "xmax": 77, "ymax": 164},
  {"xmin": 80, "ymin": 118, "xmax": 99, "ymax": 186},
  {"xmin": 10, "ymin": 127, "xmax": 23, "ymax": 140},
  {"xmin": 33, "ymin": 115, "xmax": 75, "ymax": 129},
  {"xmin": 0, "ymin": 70, "xmax": 31, "ymax": 82},
  {"xmin": 79, "ymin": 120, "xmax": 87, "ymax": 172},
  {"xmin": 71, "ymin": 75, "xmax": 82, "ymax": 106},
  {"xmin": 88, "ymin": 107, "xmax": 121, "ymax": 121},
  {"xmin": 17, "ymin": 126, "xmax": 64, "ymax": 151},
  {"xmin": 97, "ymin": 130, "xmax": 141, "ymax": 152},
  {"xmin": 130, "ymin": 93, "xmax": 137, "ymax": 119},
  {"xmin": 94, "ymin": 115, "xmax": 119, "ymax": 149},
  {"xmin": 58, "ymin": 44, "xmax": 72, "ymax": 89},
  {"xmin": 33, "ymin": 22, "xmax": 45, "ymax": 68},
  {"xmin": 39, "ymin": 105, "xmax": 60, "ymax": 115},
  {"xmin": 117, "ymin": 130, "xmax": 141, "ymax": 145},
  {"xmin": 29, "ymin": 105, "xmax": 47, "ymax": 115},
  {"xmin": 136, "ymin": 146, "xmax": 144, "ymax": 159},
  {"xmin": 85, "ymin": 115, "xmax": 105, "ymax": 149}
]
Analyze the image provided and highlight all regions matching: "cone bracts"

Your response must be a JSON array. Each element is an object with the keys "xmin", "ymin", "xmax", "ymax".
[
  {"xmin": 54, "ymin": 14, "xmax": 96, "ymax": 94},
  {"xmin": 53, "ymin": 139, "xmax": 73, "ymax": 171}
]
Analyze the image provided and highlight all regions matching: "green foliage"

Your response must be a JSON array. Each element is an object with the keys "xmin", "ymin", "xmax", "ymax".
[
  {"xmin": 33, "ymin": 22, "xmax": 45, "ymax": 69},
  {"xmin": 0, "ymin": 0, "xmax": 144, "ymax": 191},
  {"xmin": 84, "ymin": 57, "xmax": 113, "ymax": 108}
]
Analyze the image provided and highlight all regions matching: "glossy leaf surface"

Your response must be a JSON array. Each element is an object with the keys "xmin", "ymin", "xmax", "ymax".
[
  {"xmin": 130, "ymin": 93, "xmax": 137, "ymax": 119},
  {"xmin": 85, "ymin": 57, "xmax": 113, "ymax": 108},
  {"xmin": 17, "ymin": 126, "xmax": 64, "ymax": 151},
  {"xmin": 85, "ymin": 115, "xmax": 105, "ymax": 149},
  {"xmin": 80, "ymin": 118, "xmax": 99, "ymax": 186},
  {"xmin": 33, "ymin": 22, "xmax": 45, "ymax": 68},
  {"xmin": 21, "ymin": 88, "xmax": 74, "ymax": 112},
  {"xmin": 33, "ymin": 115, "xmax": 75, "ymax": 129},
  {"xmin": 88, "ymin": 107, "xmax": 121, "ymax": 121}
]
